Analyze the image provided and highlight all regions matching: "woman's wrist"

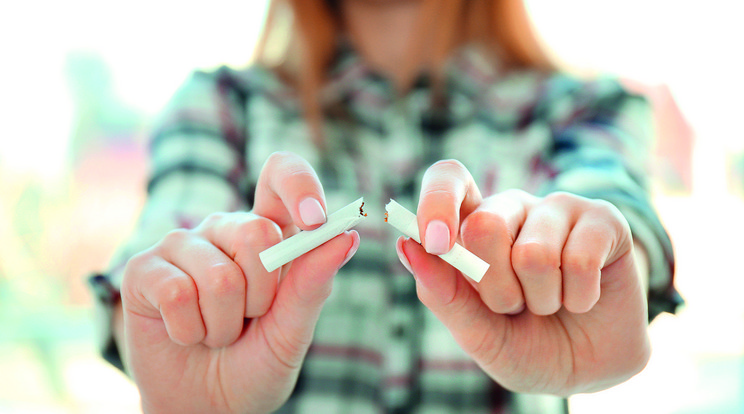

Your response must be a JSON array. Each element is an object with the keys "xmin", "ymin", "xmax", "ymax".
[{"xmin": 633, "ymin": 239, "xmax": 650, "ymax": 295}]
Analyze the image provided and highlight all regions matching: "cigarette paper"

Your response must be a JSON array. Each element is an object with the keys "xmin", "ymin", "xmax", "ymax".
[
  {"xmin": 385, "ymin": 199, "xmax": 489, "ymax": 283},
  {"xmin": 259, "ymin": 197, "xmax": 367, "ymax": 272}
]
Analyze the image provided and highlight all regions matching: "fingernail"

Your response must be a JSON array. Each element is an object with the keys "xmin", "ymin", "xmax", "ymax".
[
  {"xmin": 425, "ymin": 220, "xmax": 450, "ymax": 255},
  {"xmin": 299, "ymin": 197, "xmax": 326, "ymax": 226},
  {"xmin": 339, "ymin": 232, "xmax": 360, "ymax": 269},
  {"xmin": 396, "ymin": 237, "xmax": 414, "ymax": 275}
]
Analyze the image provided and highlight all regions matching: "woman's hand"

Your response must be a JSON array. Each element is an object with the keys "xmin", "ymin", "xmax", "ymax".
[
  {"xmin": 396, "ymin": 160, "xmax": 650, "ymax": 396},
  {"xmin": 120, "ymin": 152, "xmax": 359, "ymax": 413}
]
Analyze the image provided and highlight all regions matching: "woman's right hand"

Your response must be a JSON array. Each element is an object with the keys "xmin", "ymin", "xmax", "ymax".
[{"xmin": 120, "ymin": 152, "xmax": 359, "ymax": 414}]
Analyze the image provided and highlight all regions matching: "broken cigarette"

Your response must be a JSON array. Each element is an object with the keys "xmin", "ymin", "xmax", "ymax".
[
  {"xmin": 385, "ymin": 199, "xmax": 489, "ymax": 283},
  {"xmin": 259, "ymin": 197, "xmax": 367, "ymax": 272}
]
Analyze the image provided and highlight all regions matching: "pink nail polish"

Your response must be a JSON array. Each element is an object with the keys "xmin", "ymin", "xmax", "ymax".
[
  {"xmin": 339, "ymin": 232, "xmax": 360, "ymax": 268},
  {"xmin": 299, "ymin": 198, "xmax": 326, "ymax": 226},
  {"xmin": 395, "ymin": 237, "xmax": 414, "ymax": 275},
  {"xmin": 424, "ymin": 220, "xmax": 450, "ymax": 255}
]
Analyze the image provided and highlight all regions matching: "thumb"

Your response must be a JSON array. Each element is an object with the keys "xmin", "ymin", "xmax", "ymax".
[
  {"xmin": 257, "ymin": 231, "xmax": 359, "ymax": 366},
  {"xmin": 399, "ymin": 238, "xmax": 507, "ymax": 362},
  {"xmin": 252, "ymin": 151, "xmax": 328, "ymax": 233}
]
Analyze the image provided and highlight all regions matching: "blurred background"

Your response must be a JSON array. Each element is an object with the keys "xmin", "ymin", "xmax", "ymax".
[{"xmin": 0, "ymin": 0, "xmax": 742, "ymax": 413}]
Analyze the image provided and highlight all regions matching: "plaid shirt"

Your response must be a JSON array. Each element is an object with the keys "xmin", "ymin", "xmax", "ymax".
[{"xmin": 90, "ymin": 44, "xmax": 680, "ymax": 413}]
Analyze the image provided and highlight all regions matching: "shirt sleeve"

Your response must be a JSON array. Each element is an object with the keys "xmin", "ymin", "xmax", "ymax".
[
  {"xmin": 88, "ymin": 67, "xmax": 250, "ymax": 371},
  {"xmin": 536, "ymin": 75, "xmax": 682, "ymax": 321}
]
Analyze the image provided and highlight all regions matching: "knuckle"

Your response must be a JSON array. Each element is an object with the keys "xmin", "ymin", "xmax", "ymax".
[
  {"xmin": 544, "ymin": 191, "xmax": 574, "ymax": 205},
  {"xmin": 590, "ymin": 198, "xmax": 620, "ymax": 217},
  {"xmin": 201, "ymin": 212, "xmax": 228, "ymax": 229},
  {"xmin": 587, "ymin": 200, "xmax": 631, "ymax": 237},
  {"xmin": 161, "ymin": 228, "xmax": 192, "ymax": 247},
  {"xmin": 205, "ymin": 262, "xmax": 244, "ymax": 296},
  {"xmin": 237, "ymin": 217, "xmax": 283, "ymax": 251},
  {"xmin": 122, "ymin": 250, "xmax": 161, "ymax": 287},
  {"xmin": 498, "ymin": 188, "xmax": 538, "ymax": 206},
  {"xmin": 121, "ymin": 250, "xmax": 165, "ymax": 306},
  {"xmin": 501, "ymin": 188, "xmax": 529, "ymax": 198},
  {"xmin": 562, "ymin": 253, "xmax": 600, "ymax": 280},
  {"xmin": 313, "ymin": 281, "xmax": 334, "ymax": 304},
  {"xmin": 542, "ymin": 191, "xmax": 591, "ymax": 210},
  {"xmin": 160, "ymin": 278, "xmax": 197, "ymax": 309},
  {"xmin": 461, "ymin": 210, "xmax": 512, "ymax": 246},
  {"xmin": 512, "ymin": 241, "xmax": 560, "ymax": 276},
  {"xmin": 602, "ymin": 203, "xmax": 630, "ymax": 230},
  {"xmin": 124, "ymin": 250, "xmax": 154, "ymax": 273}
]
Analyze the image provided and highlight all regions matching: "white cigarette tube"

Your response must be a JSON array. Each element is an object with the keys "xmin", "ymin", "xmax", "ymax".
[
  {"xmin": 385, "ymin": 199, "xmax": 489, "ymax": 283},
  {"xmin": 260, "ymin": 197, "xmax": 367, "ymax": 272}
]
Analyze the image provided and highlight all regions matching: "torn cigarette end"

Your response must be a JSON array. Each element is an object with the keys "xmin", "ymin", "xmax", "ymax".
[
  {"xmin": 259, "ymin": 197, "xmax": 367, "ymax": 272},
  {"xmin": 359, "ymin": 202, "xmax": 368, "ymax": 217},
  {"xmin": 384, "ymin": 199, "xmax": 489, "ymax": 283}
]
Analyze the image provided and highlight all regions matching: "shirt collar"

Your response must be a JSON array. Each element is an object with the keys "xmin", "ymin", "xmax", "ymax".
[{"xmin": 236, "ymin": 42, "xmax": 545, "ymax": 130}]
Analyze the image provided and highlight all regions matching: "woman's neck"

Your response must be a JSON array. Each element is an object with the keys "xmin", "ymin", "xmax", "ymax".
[{"xmin": 340, "ymin": 0, "xmax": 424, "ymax": 89}]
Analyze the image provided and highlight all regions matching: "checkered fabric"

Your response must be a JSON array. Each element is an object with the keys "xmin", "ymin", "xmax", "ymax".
[{"xmin": 90, "ymin": 44, "xmax": 680, "ymax": 413}]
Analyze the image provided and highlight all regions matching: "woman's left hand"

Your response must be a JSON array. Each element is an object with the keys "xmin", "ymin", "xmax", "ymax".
[{"xmin": 396, "ymin": 160, "xmax": 650, "ymax": 396}]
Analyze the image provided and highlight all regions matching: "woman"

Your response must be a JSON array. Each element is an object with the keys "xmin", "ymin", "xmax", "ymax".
[{"xmin": 90, "ymin": 0, "xmax": 680, "ymax": 412}]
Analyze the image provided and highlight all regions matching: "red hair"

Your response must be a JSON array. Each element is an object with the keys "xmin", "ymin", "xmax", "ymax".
[{"xmin": 254, "ymin": 0, "xmax": 554, "ymax": 141}]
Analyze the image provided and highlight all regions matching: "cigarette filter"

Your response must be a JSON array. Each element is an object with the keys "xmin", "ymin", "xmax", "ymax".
[
  {"xmin": 385, "ymin": 199, "xmax": 489, "ymax": 283},
  {"xmin": 259, "ymin": 197, "xmax": 367, "ymax": 272}
]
